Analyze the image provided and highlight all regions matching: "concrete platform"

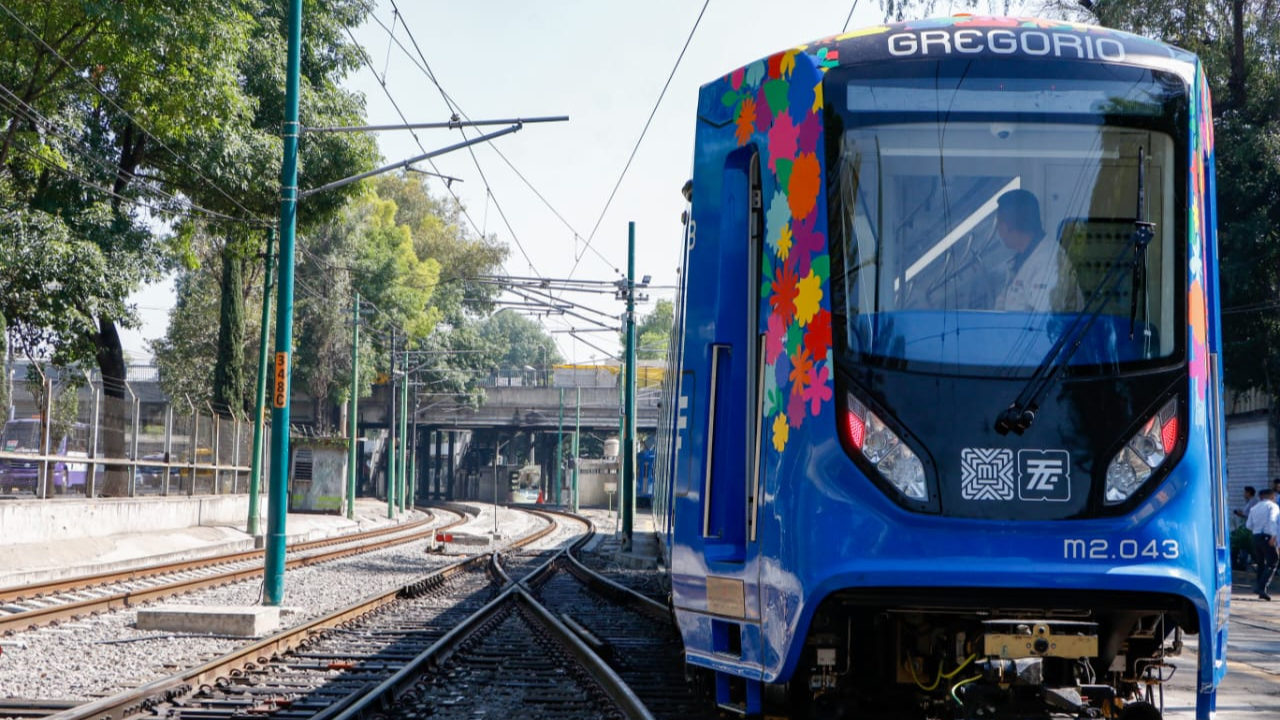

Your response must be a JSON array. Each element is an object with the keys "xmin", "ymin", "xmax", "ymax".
[
  {"xmin": 0, "ymin": 498, "xmax": 420, "ymax": 591},
  {"xmin": 136, "ymin": 605, "xmax": 280, "ymax": 637}
]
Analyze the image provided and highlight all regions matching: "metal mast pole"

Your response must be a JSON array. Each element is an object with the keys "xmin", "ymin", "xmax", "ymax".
[
  {"xmin": 573, "ymin": 388, "xmax": 580, "ymax": 513},
  {"xmin": 622, "ymin": 222, "xmax": 637, "ymax": 550},
  {"xmin": 346, "ymin": 291, "xmax": 359, "ymax": 520},
  {"xmin": 387, "ymin": 330, "xmax": 397, "ymax": 519},
  {"xmin": 248, "ymin": 229, "xmax": 275, "ymax": 537},
  {"xmin": 555, "ymin": 388, "xmax": 564, "ymax": 506},
  {"xmin": 264, "ymin": 0, "xmax": 302, "ymax": 606},
  {"xmin": 399, "ymin": 357, "xmax": 409, "ymax": 512}
]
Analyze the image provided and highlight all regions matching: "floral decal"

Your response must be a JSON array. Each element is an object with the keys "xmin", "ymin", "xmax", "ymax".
[
  {"xmin": 1187, "ymin": 67, "xmax": 1214, "ymax": 429},
  {"xmin": 716, "ymin": 49, "xmax": 835, "ymax": 453}
]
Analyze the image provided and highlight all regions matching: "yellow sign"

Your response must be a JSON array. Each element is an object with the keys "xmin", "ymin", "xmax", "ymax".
[{"xmin": 273, "ymin": 352, "xmax": 289, "ymax": 408}]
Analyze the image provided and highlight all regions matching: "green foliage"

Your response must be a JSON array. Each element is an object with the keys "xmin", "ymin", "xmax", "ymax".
[
  {"xmin": 373, "ymin": 173, "xmax": 508, "ymax": 323},
  {"xmin": 631, "ymin": 298, "xmax": 673, "ymax": 361},
  {"xmin": 479, "ymin": 310, "xmax": 563, "ymax": 369}
]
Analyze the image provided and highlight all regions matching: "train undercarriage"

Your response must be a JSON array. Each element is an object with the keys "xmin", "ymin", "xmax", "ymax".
[{"xmin": 722, "ymin": 589, "xmax": 1197, "ymax": 720}]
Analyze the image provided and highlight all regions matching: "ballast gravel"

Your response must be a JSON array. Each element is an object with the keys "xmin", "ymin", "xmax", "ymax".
[{"xmin": 0, "ymin": 505, "xmax": 563, "ymax": 701}]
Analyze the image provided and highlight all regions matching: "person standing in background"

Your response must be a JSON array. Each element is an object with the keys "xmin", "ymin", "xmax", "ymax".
[{"xmin": 1247, "ymin": 488, "xmax": 1280, "ymax": 600}]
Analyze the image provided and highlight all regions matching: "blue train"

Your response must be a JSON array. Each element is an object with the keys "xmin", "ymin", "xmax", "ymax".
[{"xmin": 652, "ymin": 15, "xmax": 1229, "ymax": 720}]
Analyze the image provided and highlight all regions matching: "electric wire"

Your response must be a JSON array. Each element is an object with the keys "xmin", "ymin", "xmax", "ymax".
[
  {"xmin": 843, "ymin": 0, "xmax": 860, "ymax": 32},
  {"xmin": 341, "ymin": 25, "xmax": 488, "ymax": 242},
  {"xmin": 383, "ymin": 0, "xmax": 542, "ymax": 275},
  {"xmin": 376, "ymin": 0, "xmax": 601, "ymax": 273},
  {"xmin": 568, "ymin": 0, "xmax": 711, "ymax": 283},
  {"xmin": 0, "ymin": 0, "xmax": 265, "ymax": 223}
]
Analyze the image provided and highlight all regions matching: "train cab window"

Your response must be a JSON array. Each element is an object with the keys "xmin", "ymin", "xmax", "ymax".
[{"xmin": 825, "ymin": 60, "xmax": 1187, "ymax": 378}]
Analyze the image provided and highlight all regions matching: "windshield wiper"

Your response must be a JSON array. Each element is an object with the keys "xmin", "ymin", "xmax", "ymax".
[{"xmin": 995, "ymin": 147, "xmax": 1155, "ymax": 436}]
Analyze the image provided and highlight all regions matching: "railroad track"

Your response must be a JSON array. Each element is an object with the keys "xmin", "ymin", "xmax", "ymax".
[
  {"xmin": 23, "ymin": 509, "xmax": 692, "ymax": 720},
  {"xmin": 34, "ymin": 508, "xmax": 564, "ymax": 720},
  {"xmin": 0, "ymin": 511, "xmax": 458, "ymax": 635},
  {"xmin": 526, "ymin": 555, "xmax": 715, "ymax": 720}
]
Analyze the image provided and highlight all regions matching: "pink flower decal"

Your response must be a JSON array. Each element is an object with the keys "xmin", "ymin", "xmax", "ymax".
[
  {"xmin": 731, "ymin": 67, "xmax": 744, "ymax": 90},
  {"xmin": 767, "ymin": 112, "xmax": 799, "ymax": 173},
  {"xmin": 804, "ymin": 365, "xmax": 832, "ymax": 415},
  {"xmin": 787, "ymin": 390, "xmax": 806, "ymax": 428},
  {"xmin": 766, "ymin": 313, "xmax": 787, "ymax": 363}
]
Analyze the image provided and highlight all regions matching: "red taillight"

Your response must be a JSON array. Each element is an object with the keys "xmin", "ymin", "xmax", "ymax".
[
  {"xmin": 1160, "ymin": 415, "xmax": 1178, "ymax": 455},
  {"xmin": 844, "ymin": 410, "xmax": 865, "ymax": 449}
]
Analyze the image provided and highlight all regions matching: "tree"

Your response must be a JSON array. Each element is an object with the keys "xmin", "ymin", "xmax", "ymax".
[
  {"xmin": 478, "ymin": 310, "xmax": 563, "ymax": 371},
  {"xmin": 628, "ymin": 298, "xmax": 673, "ymax": 360}
]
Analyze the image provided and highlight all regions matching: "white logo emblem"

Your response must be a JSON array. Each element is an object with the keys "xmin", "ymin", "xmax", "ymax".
[
  {"xmin": 960, "ymin": 448, "xmax": 1015, "ymax": 500},
  {"xmin": 1018, "ymin": 450, "xmax": 1071, "ymax": 502}
]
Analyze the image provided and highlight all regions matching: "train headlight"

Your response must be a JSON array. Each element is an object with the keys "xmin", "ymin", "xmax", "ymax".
[
  {"xmin": 843, "ymin": 393, "xmax": 928, "ymax": 501},
  {"xmin": 1104, "ymin": 398, "xmax": 1178, "ymax": 505}
]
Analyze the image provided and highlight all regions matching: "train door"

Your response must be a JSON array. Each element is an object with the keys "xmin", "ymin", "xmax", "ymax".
[{"xmin": 701, "ymin": 147, "xmax": 764, "ymax": 611}]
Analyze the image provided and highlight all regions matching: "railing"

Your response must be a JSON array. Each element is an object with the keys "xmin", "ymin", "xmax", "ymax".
[{"xmin": 1, "ymin": 368, "xmax": 258, "ymax": 499}]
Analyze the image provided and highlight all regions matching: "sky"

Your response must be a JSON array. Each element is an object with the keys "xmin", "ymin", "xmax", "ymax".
[{"xmin": 119, "ymin": 0, "xmax": 901, "ymax": 364}]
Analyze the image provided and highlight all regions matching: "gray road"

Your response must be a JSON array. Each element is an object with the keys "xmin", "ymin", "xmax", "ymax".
[{"xmin": 1160, "ymin": 581, "xmax": 1280, "ymax": 718}]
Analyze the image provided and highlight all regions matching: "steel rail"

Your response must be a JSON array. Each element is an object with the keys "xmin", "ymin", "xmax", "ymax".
[
  {"xmin": 40, "ymin": 506, "xmax": 558, "ymax": 720},
  {"xmin": 0, "ymin": 515, "xmax": 436, "ymax": 603},
  {"xmin": 0, "ymin": 512, "xmax": 458, "ymax": 635}
]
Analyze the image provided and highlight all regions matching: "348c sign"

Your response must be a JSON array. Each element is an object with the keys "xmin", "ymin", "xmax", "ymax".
[
  {"xmin": 1063, "ymin": 538, "xmax": 1180, "ymax": 561},
  {"xmin": 273, "ymin": 352, "xmax": 289, "ymax": 409}
]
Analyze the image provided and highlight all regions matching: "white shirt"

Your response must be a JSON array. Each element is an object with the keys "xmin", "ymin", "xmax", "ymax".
[
  {"xmin": 995, "ymin": 237, "xmax": 1084, "ymax": 313},
  {"xmin": 1246, "ymin": 498, "xmax": 1280, "ymax": 536}
]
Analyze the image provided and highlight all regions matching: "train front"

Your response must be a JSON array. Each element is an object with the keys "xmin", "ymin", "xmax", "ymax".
[{"xmin": 669, "ymin": 17, "xmax": 1229, "ymax": 720}]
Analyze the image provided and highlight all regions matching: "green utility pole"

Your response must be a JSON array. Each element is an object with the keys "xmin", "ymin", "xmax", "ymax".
[
  {"xmin": 572, "ymin": 387, "xmax": 580, "ymax": 513},
  {"xmin": 399, "ymin": 357, "xmax": 409, "ymax": 512},
  {"xmin": 346, "ymin": 292, "xmax": 359, "ymax": 520},
  {"xmin": 555, "ymin": 388, "xmax": 564, "ymax": 506},
  {"xmin": 409, "ymin": 414, "xmax": 418, "ymax": 509},
  {"xmin": 622, "ymin": 222, "xmax": 637, "ymax": 549},
  {"xmin": 248, "ymin": 229, "xmax": 275, "ymax": 537},
  {"xmin": 264, "ymin": 0, "xmax": 302, "ymax": 607},
  {"xmin": 387, "ymin": 331, "xmax": 397, "ymax": 519}
]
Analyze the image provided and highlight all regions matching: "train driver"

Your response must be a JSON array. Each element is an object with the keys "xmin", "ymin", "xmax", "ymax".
[{"xmin": 992, "ymin": 189, "xmax": 1084, "ymax": 314}]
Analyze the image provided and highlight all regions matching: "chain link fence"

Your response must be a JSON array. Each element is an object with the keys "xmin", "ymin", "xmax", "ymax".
[{"xmin": 1, "ymin": 364, "xmax": 259, "ymax": 499}]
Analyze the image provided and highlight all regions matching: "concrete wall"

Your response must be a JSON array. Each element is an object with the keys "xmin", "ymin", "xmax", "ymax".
[{"xmin": 0, "ymin": 494, "xmax": 261, "ymax": 545}]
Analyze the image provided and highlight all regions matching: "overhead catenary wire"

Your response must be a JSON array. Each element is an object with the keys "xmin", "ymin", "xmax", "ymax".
[
  {"xmin": 567, "ymin": 0, "xmax": 712, "ymax": 283},
  {"xmin": 341, "ymin": 24, "xmax": 489, "ymax": 242},
  {"xmin": 843, "ymin": 0, "xmax": 860, "ymax": 33},
  {"xmin": 380, "ymin": 0, "xmax": 543, "ymax": 276}
]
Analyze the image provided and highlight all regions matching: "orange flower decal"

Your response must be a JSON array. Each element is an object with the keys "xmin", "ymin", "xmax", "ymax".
[
  {"xmin": 736, "ymin": 96, "xmax": 757, "ymax": 146},
  {"xmin": 788, "ymin": 152, "xmax": 821, "ymax": 220}
]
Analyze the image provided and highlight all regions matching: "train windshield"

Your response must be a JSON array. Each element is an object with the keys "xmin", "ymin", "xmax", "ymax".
[{"xmin": 826, "ymin": 60, "xmax": 1187, "ymax": 377}]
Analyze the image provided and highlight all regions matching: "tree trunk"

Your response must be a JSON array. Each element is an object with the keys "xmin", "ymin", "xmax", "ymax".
[
  {"xmin": 95, "ymin": 318, "xmax": 130, "ymax": 497},
  {"xmin": 1229, "ymin": 0, "xmax": 1247, "ymax": 110},
  {"xmin": 213, "ymin": 240, "xmax": 247, "ymax": 417}
]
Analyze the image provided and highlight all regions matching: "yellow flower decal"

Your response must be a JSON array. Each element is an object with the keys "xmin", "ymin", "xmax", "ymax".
[
  {"xmin": 777, "ymin": 224, "xmax": 793, "ymax": 261},
  {"xmin": 772, "ymin": 412, "xmax": 789, "ymax": 451},
  {"xmin": 794, "ymin": 271, "xmax": 824, "ymax": 326},
  {"xmin": 812, "ymin": 80, "xmax": 824, "ymax": 114},
  {"xmin": 835, "ymin": 26, "xmax": 891, "ymax": 41},
  {"xmin": 780, "ymin": 49, "xmax": 800, "ymax": 78}
]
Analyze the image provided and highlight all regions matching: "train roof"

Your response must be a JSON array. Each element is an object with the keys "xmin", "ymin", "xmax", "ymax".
[{"xmin": 705, "ymin": 15, "xmax": 1199, "ymax": 96}]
